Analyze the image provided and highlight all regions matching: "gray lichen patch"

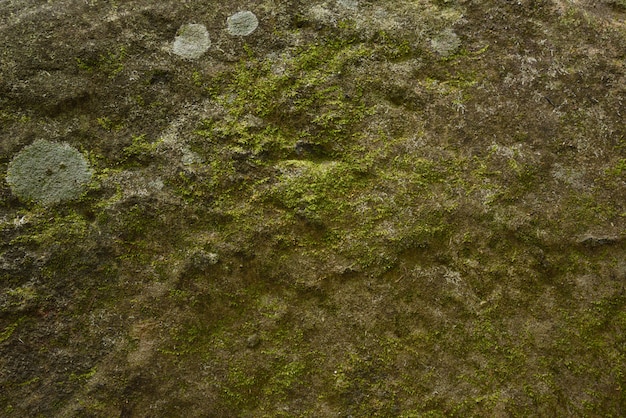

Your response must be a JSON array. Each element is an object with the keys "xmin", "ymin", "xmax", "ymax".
[
  {"xmin": 172, "ymin": 23, "xmax": 211, "ymax": 59},
  {"xmin": 430, "ymin": 28, "xmax": 461, "ymax": 57},
  {"xmin": 226, "ymin": 11, "xmax": 259, "ymax": 36},
  {"xmin": 6, "ymin": 140, "xmax": 93, "ymax": 205},
  {"xmin": 336, "ymin": 0, "xmax": 359, "ymax": 11}
]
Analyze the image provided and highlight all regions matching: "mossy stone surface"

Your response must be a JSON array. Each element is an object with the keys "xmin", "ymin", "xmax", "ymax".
[{"xmin": 1, "ymin": 0, "xmax": 625, "ymax": 416}]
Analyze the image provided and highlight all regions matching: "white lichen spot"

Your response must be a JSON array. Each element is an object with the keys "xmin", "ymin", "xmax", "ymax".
[
  {"xmin": 308, "ymin": 5, "xmax": 336, "ymax": 26},
  {"xmin": 181, "ymin": 148, "xmax": 204, "ymax": 167},
  {"xmin": 336, "ymin": 0, "xmax": 358, "ymax": 10},
  {"xmin": 6, "ymin": 140, "xmax": 93, "ymax": 205},
  {"xmin": 226, "ymin": 11, "xmax": 259, "ymax": 36},
  {"xmin": 430, "ymin": 28, "xmax": 461, "ymax": 57},
  {"xmin": 172, "ymin": 23, "xmax": 211, "ymax": 59},
  {"xmin": 205, "ymin": 252, "xmax": 219, "ymax": 265}
]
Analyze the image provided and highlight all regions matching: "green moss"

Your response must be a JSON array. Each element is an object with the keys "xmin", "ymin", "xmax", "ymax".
[
  {"xmin": 17, "ymin": 377, "xmax": 40, "ymax": 388},
  {"xmin": 269, "ymin": 160, "xmax": 362, "ymax": 223},
  {"xmin": 605, "ymin": 0, "xmax": 626, "ymax": 9},
  {"xmin": 96, "ymin": 116, "xmax": 124, "ymax": 132},
  {"xmin": 0, "ymin": 321, "xmax": 21, "ymax": 344},
  {"xmin": 121, "ymin": 134, "xmax": 161, "ymax": 166},
  {"xmin": 224, "ymin": 366, "xmax": 258, "ymax": 408},
  {"xmin": 76, "ymin": 46, "xmax": 127, "ymax": 78},
  {"xmin": 0, "ymin": 109, "xmax": 30, "ymax": 124},
  {"xmin": 263, "ymin": 361, "xmax": 306, "ymax": 399},
  {"xmin": 605, "ymin": 158, "xmax": 626, "ymax": 177},
  {"xmin": 11, "ymin": 210, "xmax": 89, "ymax": 247},
  {"xmin": 69, "ymin": 366, "xmax": 97, "ymax": 382},
  {"xmin": 202, "ymin": 38, "xmax": 375, "ymax": 154},
  {"xmin": 3, "ymin": 285, "xmax": 38, "ymax": 311}
]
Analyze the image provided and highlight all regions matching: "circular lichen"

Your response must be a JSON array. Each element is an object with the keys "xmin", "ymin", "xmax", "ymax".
[
  {"xmin": 226, "ymin": 11, "xmax": 259, "ymax": 36},
  {"xmin": 172, "ymin": 23, "xmax": 211, "ymax": 59},
  {"xmin": 430, "ymin": 28, "xmax": 461, "ymax": 57},
  {"xmin": 337, "ymin": 0, "xmax": 359, "ymax": 10},
  {"xmin": 6, "ymin": 140, "xmax": 93, "ymax": 205}
]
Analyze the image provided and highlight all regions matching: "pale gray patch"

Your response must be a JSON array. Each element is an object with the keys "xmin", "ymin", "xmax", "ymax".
[
  {"xmin": 172, "ymin": 23, "xmax": 211, "ymax": 59},
  {"xmin": 226, "ymin": 11, "xmax": 259, "ymax": 36},
  {"xmin": 337, "ymin": 0, "xmax": 358, "ymax": 10},
  {"xmin": 181, "ymin": 148, "xmax": 204, "ymax": 167},
  {"xmin": 6, "ymin": 140, "xmax": 93, "ymax": 205},
  {"xmin": 105, "ymin": 170, "xmax": 164, "ymax": 199},
  {"xmin": 308, "ymin": 4, "xmax": 336, "ymax": 26},
  {"xmin": 430, "ymin": 28, "xmax": 461, "ymax": 57}
]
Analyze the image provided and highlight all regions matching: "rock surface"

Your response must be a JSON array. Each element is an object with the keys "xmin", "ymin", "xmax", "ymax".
[{"xmin": 1, "ymin": 0, "xmax": 625, "ymax": 416}]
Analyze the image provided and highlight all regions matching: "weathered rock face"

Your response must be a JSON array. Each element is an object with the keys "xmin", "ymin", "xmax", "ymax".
[{"xmin": 1, "ymin": 0, "xmax": 626, "ymax": 416}]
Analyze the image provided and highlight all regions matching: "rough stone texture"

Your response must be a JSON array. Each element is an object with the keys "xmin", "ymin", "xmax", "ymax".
[{"xmin": 1, "ymin": 0, "xmax": 625, "ymax": 416}]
